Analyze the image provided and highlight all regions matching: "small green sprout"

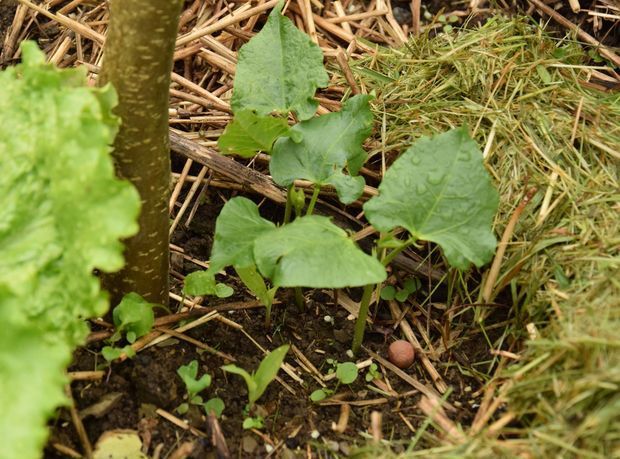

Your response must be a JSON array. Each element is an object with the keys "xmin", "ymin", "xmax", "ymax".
[
  {"xmin": 102, "ymin": 293, "xmax": 157, "ymax": 362},
  {"xmin": 380, "ymin": 278, "xmax": 421, "ymax": 303},
  {"xmin": 176, "ymin": 360, "xmax": 224, "ymax": 417},
  {"xmin": 310, "ymin": 361, "xmax": 359, "ymax": 402},
  {"xmin": 222, "ymin": 345, "xmax": 289, "ymax": 428}
]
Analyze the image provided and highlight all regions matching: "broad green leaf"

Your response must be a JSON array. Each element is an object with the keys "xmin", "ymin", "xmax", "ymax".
[
  {"xmin": 254, "ymin": 216, "xmax": 386, "ymax": 288},
  {"xmin": 231, "ymin": 1, "xmax": 328, "ymax": 120},
  {"xmin": 336, "ymin": 362, "xmax": 358, "ymax": 384},
  {"xmin": 270, "ymin": 95, "xmax": 374, "ymax": 204},
  {"xmin": 364, "ymin": 127, "xmax": 498, "ymax": 269},
  {"xmin": 218, "ymin": 110, "xmax": 290, "ymax": 157},
  {"xmin": 177, "ymin": 360, "xmax": 212, "ymax": 399},
  {"xmin": 208, "ymin": 197, "xmax": 276, "ymax": 272},
  {"xmin": 0, "ymin": 42, "xmax": 140, "ymax": 459},
  {"xmin": 253, "ymin": 345, "xmax": 289, "ymax": 406},
  {"xmin": 112, "ymin": 293, "xmax": 155, "ymax": 341},
  {"xmin": 221, "ymin": 364, "xmax": 257, "ymax": 404},
  {"xmin": 380, "ymin": 285, "xmax": 396, "ymax": 301}
]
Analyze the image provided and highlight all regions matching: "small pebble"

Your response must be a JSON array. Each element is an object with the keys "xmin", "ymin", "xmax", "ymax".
[
  {"xmin": 310, "ymin": 430, "xmax": 320, "ymax": 439},
  {"xmin": 387, "ymin": 340, "xmax": 415, "ymax": 368},
  {"xmin": 345, "ymin": 349, "xmax": 354, "ymax": 359}
]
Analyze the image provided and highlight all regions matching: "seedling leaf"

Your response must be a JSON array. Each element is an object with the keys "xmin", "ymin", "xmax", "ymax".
[
  {"xmin": 221, "ymin": 365, "xmax": 257, "ymax": 403},
  {"xmin": 364, "ymin": 127, "xmax": 499, "ymax": 269},
  {"xmin": 243, "ymin": 417, "xmax": 264, "ymax": 430},
  {"xmin": 208, "ymin": 197, "xmax": 276, "ymax": 273},
  {"xmin": 254, "ymin": 216, "xmax": 386, "ymax": 288},
  {"xmin": 253, "ymin": 345, "xmax": 290, "ymax": 406},
  {"xmin": 231, "ymin": 1, "xmax": 328, "ymax": 120},
  {"xmin": 336, "ymin": 362, "xmax": 358, "ymax": 384},
  {"xmin": 270, "ymin": 95, "xmax": 374, "ymax": 204},
  {"xmin": 380, "ymin": 286, "xmax": 396, "ymax": 300},
  {"xmin": 112, "ymin": 293, "xmax": 155, "ymax": 341},
  {"xmin": 310, "ymin": 389, "xmax": 328, "ymax": 402},
  {"xmin": 218, "ymin": 110, "xmax": 290, "ymax": 157},
  {"xmin": 177, "ymin": 360, "xmax": 212, "ymax": 399},
  {"xmin": 204, "ymin": 397, "xmax": 225, "ymax": 418}
]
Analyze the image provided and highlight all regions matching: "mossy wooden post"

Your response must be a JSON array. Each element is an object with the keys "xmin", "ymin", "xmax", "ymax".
[{"xmin": 98, "ymin": 0, "xmax": 183, "ymax": 305}]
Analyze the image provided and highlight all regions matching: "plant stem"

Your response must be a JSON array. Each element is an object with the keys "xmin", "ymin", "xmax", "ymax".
[
  {"xmin": 351, "ymin": 283, "xmax": 374, "ymax": 355},
  {"xmin": 294, "ymin": 287, "xmax": 305, "ymax": 311},
  {"xmin": 382, "ymin": 242, "xmax": 411, "ymax": 266},
  {"xmin": 305, "ymin": 184, "xmax": 321, "ymax": 216},
  {"xmin": 283, "ymin": 186, "xmax": 293, "ymax": 224}
]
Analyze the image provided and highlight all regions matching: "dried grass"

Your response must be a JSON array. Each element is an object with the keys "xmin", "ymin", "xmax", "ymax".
[{"xmin": 338, "ymin": 16, "xmax": 619, "ymax": 457}]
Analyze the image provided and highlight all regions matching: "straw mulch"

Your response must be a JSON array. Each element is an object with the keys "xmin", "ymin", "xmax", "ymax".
[
  {"xmin": 343, "ymin": 16, "xmax": 619, "ymax": 458},
  {"xmin": 1, "ymin": 0, "xmax": 619, "ymax": 457}
]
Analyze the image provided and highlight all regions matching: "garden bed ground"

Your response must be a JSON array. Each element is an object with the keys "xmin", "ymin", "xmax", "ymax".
[{"xmin": 2, "ymin": 0, "xmax": 619, "ymax": 458}]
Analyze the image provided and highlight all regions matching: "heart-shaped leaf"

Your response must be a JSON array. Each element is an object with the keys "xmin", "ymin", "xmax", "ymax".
[
  {"xmin": 254, "ymin": 215, "xmax": 386, "ymax": 288},
  {"xmin": 364, "ymin": 127, "xmax": 498, "ymax": 269},
  {"xmin": 208, "ymin": 197, "xmax": 276, "ymax": 273},
  {"xmin": 231, "ymin": 1, "xmax": 328, "ymax": 120},
  {"xmin": 270, "ymin": 95, "xmax": 373, "ymax": 204},
  {"xmin": 218, "ymin": 110, "xmax": 291, "ymax": 157}
]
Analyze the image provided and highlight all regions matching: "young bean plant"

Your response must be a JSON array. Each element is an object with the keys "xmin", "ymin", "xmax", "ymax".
[{"xmin": 203, "ymin": 0, "xmax": 499, "ymax": 353}]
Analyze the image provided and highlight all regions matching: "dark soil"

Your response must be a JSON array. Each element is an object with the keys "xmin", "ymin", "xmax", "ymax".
[{"xmin": 0, "ymin": 0, "xmax": 16, "ymax": 46}]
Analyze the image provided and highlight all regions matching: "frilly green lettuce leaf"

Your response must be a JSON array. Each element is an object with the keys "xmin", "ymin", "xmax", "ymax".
[{"xmin": 0, "ymin": 42, "xmax": 140, "ymax": 459}]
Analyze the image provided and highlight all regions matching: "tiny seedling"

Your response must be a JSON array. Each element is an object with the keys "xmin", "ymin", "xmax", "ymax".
[
  {"xmin": 221, "ymin": 344, "xmax": 289, "ymax": 428},
  {"xmin": 102, "ymin": 292, "xmax": 158, "ymax": 361},
  {"xmin": 177, "ymin": 360, "xmax": 224, "ymax": 417},
  {"xmin": 380, "ymin": 278, "xmax": 421, "ymax": 303},
  {"xmin": 365, "ymin": 362, "xmax": 381, "ymax": 382},
  {"xmin": 183, "ymin": 270, "xmax": 233, "ymax": 299},
  {"xmin": 310, "ymin": 361, "xmax": 359, "ymax": 402}
]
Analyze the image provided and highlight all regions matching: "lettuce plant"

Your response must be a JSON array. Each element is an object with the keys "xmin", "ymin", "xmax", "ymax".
[{"xmin": 0, "ymin": 42, "xmax": 140, "ymax": 459}]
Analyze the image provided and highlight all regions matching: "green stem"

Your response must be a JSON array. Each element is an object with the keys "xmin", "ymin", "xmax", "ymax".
[
  {"xmin": 351, "ymin": 283, "xmax": 374, "ymax": 355},
  {"xmin": 305, "ymin": 185, "xmax": 321, "ymax": 216},
  {"xmin": 294, "ymin": 287, "xmax": 305, "ymax": 311},
  {"xmin": 283, "ymin": 186, "xmax": 293, "ymax": 224},
  {"xmin": 382, "ymin": 242, "xmax": 412, "ymax": 266}
]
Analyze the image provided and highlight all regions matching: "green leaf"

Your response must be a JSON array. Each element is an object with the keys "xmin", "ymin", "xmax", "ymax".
[
  {"xmin": 380, "ymin": 285, "xmax": 396, "ymax": 301},
  {"xmin": 270, "ymin": 95, "xmax": 374, "ymax": 204},
  {"xmin": 214, "ymin": 283, "xmax": 234, "ymax": 298},
  {"xmin": 235, "ymin": 264, "xmax": 276, "ymax": 309},
  {"xmin": 364, "ymin": 127, "xmax": 499, "ymax": 269},
  {"xmin": 395, "ymin": 289, "xmax": 410, "ymax": 302},
  {"xmin": 218, "ymin": 110, "xmax": 290, "ymax": 157},
  {"xmin": 208, "ymin": 197, "xmax": 276, "ymax": 273},
  {"xmin": 254, "ymin": 216, "xmax": 386, "ymax": 288},
  {"xmin": 242, "ymin": 416, "xmax": 264, "ymax": 430},
  {"xmin": 112, "ymin": 293, "xmax": 155, "ymax": 341},
  {"xmin": 310, "ymin": 389, "xmax": 328, "ymax": 402},
  {"xmin": 101, "ymin": 346, "xmax": 124, "ymax": 362},
  {"xmin": 204, "ymin": 397, "xmax": 225, "ymax": 418},
  {"xmin": 177, "ymin": 403, "xmax": 189, "ymax": 415},
  {"xmin": 0, "ymin": 42, "xmax": 139, "ymax": 459},
  {"xmin": 252, "ymin": 345, "xmax": 289, "ymax": 406},
  {"xmin": 183, "ymin": 270, "xmax": 216, "ymax": 296},
  {"xmin": 336, "ymin": 362, "xmax": 358, "ymax": 385},
  {"xmin": 403, "ymin": 278, "xmax": 420, "ymax": 294},
  {"xmin": 177, "ymin": 360, "xmax": 212, "ymax": 399},
  {"xmin": 231, "ymin": 1, "xmax": 328, "ymax": 120},
  {"xmin": 221, "ymin": 364, "xmax": 258, "ymax": 404}
]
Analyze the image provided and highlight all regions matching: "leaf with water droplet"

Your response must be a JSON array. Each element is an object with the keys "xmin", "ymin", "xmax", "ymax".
[{"xmin": 364, "ymin": 127, "xmax": 498, "ymax": 269}]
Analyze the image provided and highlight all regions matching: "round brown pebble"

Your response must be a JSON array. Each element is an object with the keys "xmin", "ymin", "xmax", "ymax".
[{"xmin": 387, "ymin": 340, "xmax": 415, "ymax": 368}]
